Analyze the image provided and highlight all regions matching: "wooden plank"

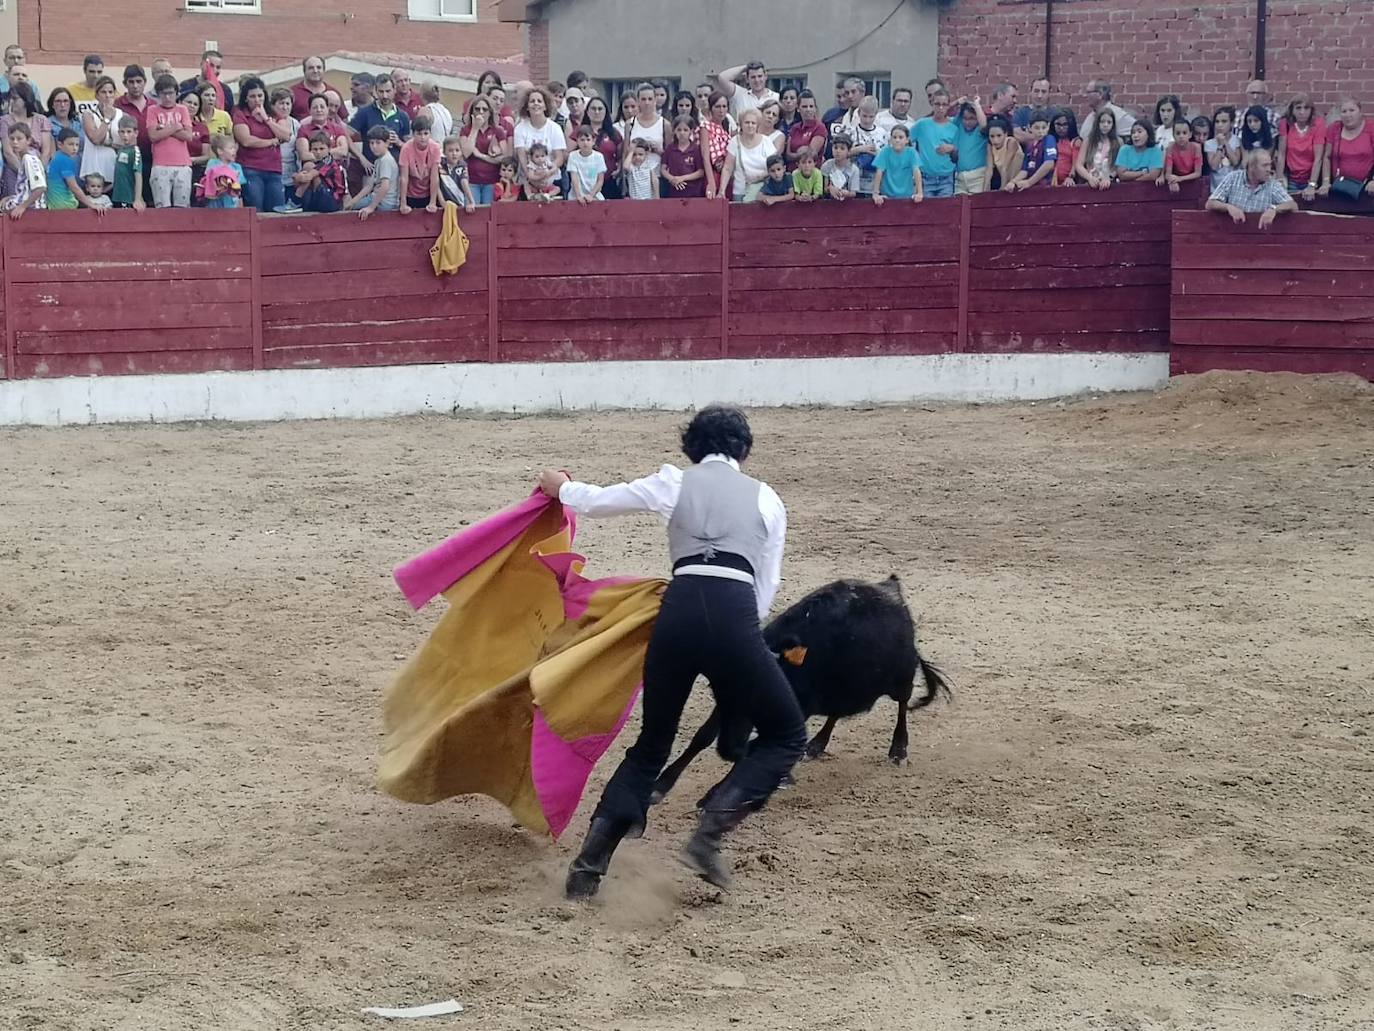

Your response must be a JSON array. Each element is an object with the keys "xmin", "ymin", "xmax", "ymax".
[
  {"xmin": 1171, "ymin": 268, "xmax": 1374, "ymax": 298},
  {"xmin": 498, "ymin": 336, "xmax": 721, "ymax": 362},
  {"xmin": 249, "ymin": 214, "xmax": 263, "ymax": 371},
  {"xmin": 499, "ymin": 295, "xmax": 708, "ymax": 322},
  {"xmin": 971, "ymin": 181, "xmax": 1196, "ymax": 211},
  {"xmin": 264, "ymin": 314, "xmax": 488, "ymax": 349},
  {"xmin": 499, "ymin": 219, "xmax": 721, "ymax": 249},
  {"xmin": 1, "ymin": 219, "xmax": 11, "ymax": 380},
  {"xmin": 971, "ymin": 223, "xmax": 1172, "ymax": 246},
  {"xmin": 1172, "ymin": 242, "xmax": 1374, "ymax": 271},
  {"xmin": 968, "ymin": 285, "xmax": 1162, "ymax": 313},
  {"xmin": 12, "ymin": 277, "xmax": 252, "ymax": 308},
  {"xmin": 8, "ymin": 232, "xmax": 252, "ymax": 261},
  {"xmin": 969, "ymin": 241, "xmax": 1171, "ymax": 270},
  {"xmin": 501, "ymin": 245, "xmax": 721, "ymax": 277},
  {"xmin": 494, "ymin": 197, "xmax": 721, "ymax": 226},
  {"xmin": 731, "ymin": 263, "xmax": 959, "ymax": 291},
  {"xmin": 731, "ymin": 285, "xmax": 959, "ymax": 313},
  {"xmin": 727, "ymin": 331, "xmax": 956, "ymax": 359},
  {"xmin": 1172, "ymin": 209, "xmax": 1374, "ymax": 240},
  {"xmin": 1170, "ymin": 346, "xmax": 1374, "ymax": 377},
  {"xmin": 260, "ymin": 267, "xmax": 485, "ymax": 304},
  {"xmin": 956, "ymin": 193, "xmax": 970, "ymax": 353},
  {"xmin": 8, "ymin": 208, "xmax": 248, "ymax": 235},
  {"xmin": 1171, "ymin": 294, "xmax": 1374, "ymax": 321},
  {"xmin": 968, "ymin": 309, "xmax": 1164, "ymax": 336},
  {"xmin": 18, "ymin": 301, "xmax": 252, "ymax": 336},
  {"xmin": 1171, "ymin": 319, "xmax": 1374, "ymax": 350},
  {"xmin": 265, "ymin": 338, "xmax": 490, "ymax": 369},
  {"xmin": 732, "ymin": 242, "xmax": 960, "ymax": 269},
  {"xmin": 8, "ymin": 258, "xmax": 251, "ymax": 283},
  {"xmin": 720, "ymin": 192, "xmax": 730, "ymax": 358},
  {"xmin": 15, "ymin": 347, "xmax": 253, "ymax": 378},
  {"xmin": 974, "ymin": 205, "xmax": 1180, "ymax": 229},
  {"xmin": 259, "ymin": 236, "xmax": 442, "ymax": 276},
  {"xmin": 730, "ymin": 228, "xmax": 959, "ymax": 260},
  {"xmin": 487, "ymin": 201, "xmax": 500, "ymax": 360},
  {"xmin": 18, "ymin": 326, "xmax": 250, "ymax": 356},
  {"xmin": 986, "ymin": 265, "xmax": 1171, "ymax": 290},
  {"xmin": 498, "ymin": 272, "xmax": 722, "ymax": 301},
  {"xmin": 258, "ymin": 211, "xmax": 488, "ymax": 246},
  {"xmin": 264, "ymin": 291, "xmax": 489, "ymax": 326},
  {"xmin": 499, "ymin": 316, "xmax": 720, "ymax": 344},
  {"xmin": 729, "ymin": 201, "xmax": 962, "ymax": 230},
  {"xmin": 968, "ymin": 329, "xmax": 1169, "ymax": 353},
  {"xmin": 729, "ymin": 309, "xmax": 958, "ymax": 336}
]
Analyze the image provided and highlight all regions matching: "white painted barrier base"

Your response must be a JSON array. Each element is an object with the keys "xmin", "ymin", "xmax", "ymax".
[{"xmin": 0, "ymin": 353, "xmax": 1169, "ymax": 426}]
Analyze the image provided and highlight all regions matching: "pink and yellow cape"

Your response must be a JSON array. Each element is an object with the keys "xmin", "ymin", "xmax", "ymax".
[{"xmin": 379, "ymin": 493, "xmax": 664, "ymax": 838}]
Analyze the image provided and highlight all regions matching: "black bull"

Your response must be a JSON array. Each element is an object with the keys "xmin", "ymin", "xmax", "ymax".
[{"xmin": 650, "ymin": 575, "xmax": 951, "ymax": 805}]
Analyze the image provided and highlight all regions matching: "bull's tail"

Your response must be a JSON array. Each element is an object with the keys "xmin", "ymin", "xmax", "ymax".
[{"xmin": 908, "ymin": 647, "xmax": 953, "ymax": 710}]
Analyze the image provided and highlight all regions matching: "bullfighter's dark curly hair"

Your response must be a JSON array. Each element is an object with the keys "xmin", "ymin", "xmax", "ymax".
[{"xmin": 680, "ymin": 405, "xmax": 753, "ymax": 464}]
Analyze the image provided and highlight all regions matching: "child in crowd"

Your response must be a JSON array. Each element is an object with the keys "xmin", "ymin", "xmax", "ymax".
[
  {"xmin": 1206, "ymin": 106, "xmax": 1240, "ymax": 179},
  {"xmin": 984, "ymin": 116, "xmax": 1024, "ymax": 192},
  {"xmin": 660, "ymin": 115, "xmax": 705, "ymax": 197},
  {"xmin": 1050, "ymin": 109, "xmax": 1080, "ymax": 186},
  {"xmin": 821, "ymin": 132, "xmax": 860, "ymax": 200},
  {"xmin": 112, "ymin": 117, "xmax": 145, "ymax": 209},
  {"xmin": 524, "ymin": 140, "xmax": 562, "ymax": 202},
  {"xmin": 200, "ymin": 134, "xmax": 244, "ymax": 208},
  {"xmin": 48, "ymin": 129, "xmax": 104, "ymax": 210},
  {"xmin": 1239, "ymin": 104, "xmax": 1274, "ymax": 155},
  {"xmin": 1010, "ymin": 109, "xmax": 1057, "ymax": 190},
  {"xmin": 1153, "ymin": 95, "xmax": 1182, "ymax": 147},
  {"xmin": 758, "ymin": 154, "xmax": 793, "ymax": 205},
  {"xmin": 494, "ymin": 158, "xmax": 520, "ymax": 202},
  {"xmin": 147, "ymin": 73, "xmax": 194, "ymax": 208},
  {"xmin": 872, "ymin": 124, "xmax": 922, "ymax": 204},
  {"xmin": 954, "ymin": 98, "xmax": 989, "ymax": 195},
  {"xmin": 914, "ymin": 88, "xmax": 958, "ymax": 197},
  {"xmin": 293, "ymin": 132, "xmax": 347, "ymax": 213},
  {"xmin": 438, "ymin": 135, "xmax": 476, "ymax": 211},
  {"xmin": 2, "ymin": 123, "xmax": 45, "ymax": 217},
  {"xmin": 1162, "ymin": 119, "xmax": 1204, "ymax": 193},
  {"xmin": 1074, "ymin": 109, "xmax": 1119, "ymax": 190},
  {"xmin": 346, "ymin": 125, "xmax": 399, "ymax": 219},
  {"xmin": 621, "ymin": 138, "xmax": 656, "ymax": 200},
  {"xmin": 81, "ymin": 173, "xmax": 112, "ymax": 209},
  {"xmin": 848, "ymin": 97, "xmax": 888, "ymax": 196},
  {"xmin": 1115, "ymin": 121, "xmax": 1163, "ymax": 183},
  {"xmin": 792, "ymin": 150, "xmax": 824, "ymax": 202},
  {"xmin": 1277, "ymin": 93, "xmax": 1325, "ymax": 199},
  {"xmin": 1189, "ymin": 114, "xmax": 1213, "ymax": 172},
  {"xmin": 398, "ymin": 113, "xmax": 442, "ymax": 213},
  {"xmin": 567, "ymin": 124, "xmax": 607, "ymax": 202}
]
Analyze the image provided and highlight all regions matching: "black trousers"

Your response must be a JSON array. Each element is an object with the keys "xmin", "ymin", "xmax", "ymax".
[{"xmin": 593, "ymin": 574, "xmax": 807, "ymax": 832}]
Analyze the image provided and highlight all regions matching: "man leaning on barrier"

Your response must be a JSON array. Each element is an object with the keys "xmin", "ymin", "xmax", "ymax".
[{"xmin": 1206, "ymin": 149, "xmax": 1298, "ymax": 229}]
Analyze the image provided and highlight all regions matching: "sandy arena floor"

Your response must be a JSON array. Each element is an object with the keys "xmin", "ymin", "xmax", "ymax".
[{"xmin": 2, "ymin": 372, "xmax": 1372, "ymax": 1031}]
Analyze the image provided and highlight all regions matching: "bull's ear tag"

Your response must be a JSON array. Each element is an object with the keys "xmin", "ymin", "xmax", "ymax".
[{"xmin": 782, "ymin": 646, "xmax": 808, "ymax": 666}]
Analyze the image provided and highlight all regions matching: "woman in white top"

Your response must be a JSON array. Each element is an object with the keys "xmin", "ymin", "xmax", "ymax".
[
  {"xmin": 719, "ymin": 108, "xmax": 775, "ymax": 202},
  {"xmin": 627, "ymin": 81, "xmax": 666, "ymax": 172},
  {"xmin": 421, "ymin": 83, "xmax": 453, "ymax": 140},
  {"xmin": 758, "ymin": 98, "xmax": 787, "ymax": 158},
  {"xmin": 512, "ymin": 86, "xmax": 567, "ymax": 184},
  {"xmin": 80, "ymin": 75, "xmax": 120, "ymax": 182}
]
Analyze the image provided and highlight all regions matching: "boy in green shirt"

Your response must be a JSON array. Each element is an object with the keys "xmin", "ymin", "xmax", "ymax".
[
  {"xmin": 791, "ymin": 150, "xmax": 824, "ymax": 201},
  {"xmin": 112, "ymin": 116, "xmax": 146, "ymax": 210}
]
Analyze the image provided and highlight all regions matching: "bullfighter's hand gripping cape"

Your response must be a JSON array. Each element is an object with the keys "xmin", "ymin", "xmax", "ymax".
[{"xmin": 378, "ymin": 492, "xmax": 664, "ymax": 839}]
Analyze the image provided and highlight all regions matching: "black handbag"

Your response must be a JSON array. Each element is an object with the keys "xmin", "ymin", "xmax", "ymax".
[{"xmin": 1329, "ymin": 132, "xmax": 1368, "ymax": 200}]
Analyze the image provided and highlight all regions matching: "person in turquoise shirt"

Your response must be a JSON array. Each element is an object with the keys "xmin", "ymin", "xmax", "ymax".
[
  {"xmin": 872, "ymin": 124, "xmax": 923, "ymax": 203},
  {"xmin": 1115, "ymin": 122, "xmax": 1164, "ymax": 182},
  {"xmin": 913, "ymin": 87, "xmax": 959, "ymax": 197},
  {"xmin": 953, "ymin": 96, "xmax": 989, "ymax": 195}
]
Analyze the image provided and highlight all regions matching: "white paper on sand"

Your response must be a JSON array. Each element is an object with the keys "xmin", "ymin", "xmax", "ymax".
[{"xmin": 361, "ymin": 999, "xmax": 464, "ymax": 1019}]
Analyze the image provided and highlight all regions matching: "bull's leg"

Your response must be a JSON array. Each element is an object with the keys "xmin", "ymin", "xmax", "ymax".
[
  {"xmin": 805, "ymin": 716, "xmax": 839, "ymax": 759},
  {"xmin": 650, "ymin": 709, "xmax": 720, "ymax": 804},
  {"xmin": 889, "ymin": 701, "xmax": 909, "ymax": 764}
]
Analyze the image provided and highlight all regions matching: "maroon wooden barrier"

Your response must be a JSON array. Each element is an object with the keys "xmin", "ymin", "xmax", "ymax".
[
  {"xmin": 965, "ymin": 183, "xmax": 1200, "ymax": 354},
  {"xmin": 259, "ymin": 208, "xmax": 491, "ymax": 370},
  {"xmin": 4, "ymin": 209, "xmax": 255, "ymax": 379},
  {"xmin": 726, "ymin": 200, "xmax": 962, "ymax": 358},
  {"xmin": 1171, "ymin": 210, "xmax": 1374, "ymax": 378},
  {"xmin": 494, "ymin": 199, "xmax": 724, "ymax": 362}
]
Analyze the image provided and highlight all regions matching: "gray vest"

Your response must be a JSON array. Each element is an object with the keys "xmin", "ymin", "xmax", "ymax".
[{"xmin": 667, "ymin": 461, "xmax": 768, "ymax": 575}]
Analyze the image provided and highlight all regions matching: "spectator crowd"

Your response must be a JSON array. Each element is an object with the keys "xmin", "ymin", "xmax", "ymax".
[{"xmin": 2, "ymin": 43, "xmax": 1372, "ymax": 221}]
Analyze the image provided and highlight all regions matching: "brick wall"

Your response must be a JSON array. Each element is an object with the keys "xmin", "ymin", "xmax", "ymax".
[
  {"xmin": 19, "ymin": 0, "xmax": 523, "ymax": 72},
  {"xmin": 526, "ymin": 20, "xmax": 550, "ymax": 84},
  {"xmin": 938, "ymin": 0, "xmax": 1374, "ymax": 120}
]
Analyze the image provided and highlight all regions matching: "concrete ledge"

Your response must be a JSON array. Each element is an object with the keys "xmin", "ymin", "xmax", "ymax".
[{"xmin": 0, "ymin": 353, "xmax": 1169, "ymax": 426}]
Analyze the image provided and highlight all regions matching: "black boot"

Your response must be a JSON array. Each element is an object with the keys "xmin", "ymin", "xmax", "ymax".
[
  {"xmin": 680, "ymin": 788, "xmax": 755, "ymax": 890},
  {"xmin": 564, "ymin": 817, "xmax": 630, "ymax": 900}
]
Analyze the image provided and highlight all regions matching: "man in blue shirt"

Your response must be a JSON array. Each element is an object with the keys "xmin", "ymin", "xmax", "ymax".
[
  {"xmin": 913, "ymin": 88, "xmax": 959, "ymax": 198},
  {"xmin": 350, "ymin": 73, "xmax": 410, "ymax": 166}
]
